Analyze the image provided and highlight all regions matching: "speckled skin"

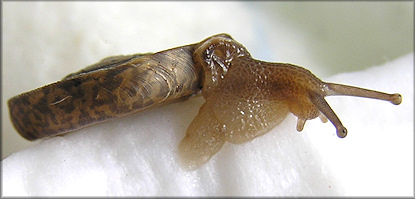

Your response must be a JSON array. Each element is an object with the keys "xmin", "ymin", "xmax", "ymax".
[
  {"xmin": 8, "ymin": 34, "xmax": 401, "ymax": 169},
  {"xmin": 179, "ymin": 34, "xmax": 401, "ymax": 169}
]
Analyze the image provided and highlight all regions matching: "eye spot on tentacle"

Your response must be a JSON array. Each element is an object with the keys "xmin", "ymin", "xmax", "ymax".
[
  {"xmin": 336, "ymin": 126, "xmax": 348, "ymax": 138},
  {"xmin": 391, "ymin": 93, "xmax": 402, "ymax": 105}
]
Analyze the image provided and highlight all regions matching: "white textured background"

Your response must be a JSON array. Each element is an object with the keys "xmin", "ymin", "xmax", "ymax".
[{"xmin": 2, "ymin": 2, "xmax": 413, "ymax": 196}]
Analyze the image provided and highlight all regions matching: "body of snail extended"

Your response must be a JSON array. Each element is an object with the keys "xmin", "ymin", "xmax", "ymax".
[{"xmin": 8, "ymin": 34, "xmax": 402, "ymax": 170}]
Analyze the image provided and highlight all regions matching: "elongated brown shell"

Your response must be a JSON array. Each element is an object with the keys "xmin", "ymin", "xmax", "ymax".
[{"xmin": 8, "ymin": 45, "xmax": 201, "ymax": 140}]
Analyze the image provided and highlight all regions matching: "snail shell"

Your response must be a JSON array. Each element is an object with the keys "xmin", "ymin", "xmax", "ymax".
[
  {"xmin": 8, "ymin": 45, "xmax": 201, "ymax": 140},
  {"xmin": 8, "ymin": 33, "xmax": 402, "ymax": 169}
]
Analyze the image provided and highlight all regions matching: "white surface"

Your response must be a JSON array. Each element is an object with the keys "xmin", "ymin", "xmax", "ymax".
[
  {"xmin": 2, "ymin": 2, "xmax": 413, "ymax": 197},
  {"xmin": 2, "ymin": 53, "xmax": 413, "ymax": 196}
]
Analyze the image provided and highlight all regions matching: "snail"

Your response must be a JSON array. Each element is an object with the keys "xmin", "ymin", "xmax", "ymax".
[{"xmin": 8, "ymin": 33, "xmax": 402, "ymax": 169}]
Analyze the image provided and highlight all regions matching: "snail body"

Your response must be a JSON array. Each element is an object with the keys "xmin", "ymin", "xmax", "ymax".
[{"xmin": 8, "ymin": 34, "xmax": 402, "ymax": 169}]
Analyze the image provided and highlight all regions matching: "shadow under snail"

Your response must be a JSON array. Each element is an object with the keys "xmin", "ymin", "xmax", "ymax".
[{"xmin": 8, "ymin": 33, "xmax": 402, "ymax": 169}]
